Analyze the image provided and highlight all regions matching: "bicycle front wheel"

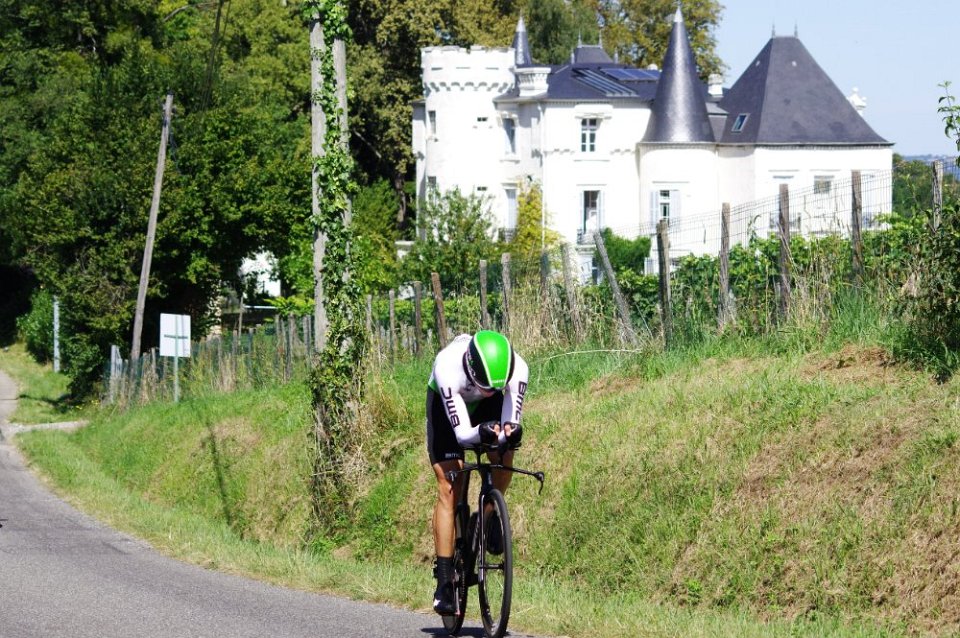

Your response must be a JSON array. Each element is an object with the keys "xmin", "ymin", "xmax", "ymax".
[{"xmin": 478, "ymin": 489, "xmax": 512, "ymax": 638}]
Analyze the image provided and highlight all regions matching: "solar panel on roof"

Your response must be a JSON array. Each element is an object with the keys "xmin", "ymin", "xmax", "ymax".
[
  {"xmin": 574, "ymin": 69, "xmax": 636, "ymax": 97},
  {"xmin": 602, "ymin": 68, "xmax": 660, "ymax": 81}
]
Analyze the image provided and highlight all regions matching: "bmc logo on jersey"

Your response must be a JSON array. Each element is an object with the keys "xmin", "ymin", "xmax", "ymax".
[
  {"xmin": 514, "ymin": 381, "xmax": 527, "ymax": 421},
  {"xmin": 441, "ymin": 387, "xmax": 461, "ymax": 426}
]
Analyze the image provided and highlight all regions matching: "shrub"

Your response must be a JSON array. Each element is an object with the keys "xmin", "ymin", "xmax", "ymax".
[{"xmin": 17, "ymin": 289, "xmax": 54, "ymax": 363}]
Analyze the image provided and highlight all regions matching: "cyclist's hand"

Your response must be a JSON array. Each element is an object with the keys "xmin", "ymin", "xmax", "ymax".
[
  {"xmin": 504, "ymin": 422, "xmax": 522, "ymax": 448},
  {"xmin": 478, "ymin": 420, "xmax": 501, "ymax": 447}
]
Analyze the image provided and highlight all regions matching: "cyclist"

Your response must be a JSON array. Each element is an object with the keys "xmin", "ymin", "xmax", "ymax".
[{"xmin": 426, "ymin": 330, "xmax": 528, "ymax": 616}]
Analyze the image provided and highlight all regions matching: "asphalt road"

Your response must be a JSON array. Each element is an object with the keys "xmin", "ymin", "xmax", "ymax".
[{"xmin": 0, "ymin": 370, "xmax": 524, "ymax": 638}]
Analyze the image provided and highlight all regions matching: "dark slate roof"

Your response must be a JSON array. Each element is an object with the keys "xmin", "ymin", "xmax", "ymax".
[
  {"xmin": 511, "ymin": 15, "xmax": 533, "ymax": 67},
  {"xmin": 573, "ymin": 44, "xmax": 613, "ymax": 64},
  {"xmin": 495, "ymin": 64, "xmax": 659, "ymax": 102},
  {"xmin": 718, "ymin": 36, "xmax": 890, "ymax": 145},
  {"xmin": 644, "ymin": 8, "xmax": 714, "ymax": 143}
]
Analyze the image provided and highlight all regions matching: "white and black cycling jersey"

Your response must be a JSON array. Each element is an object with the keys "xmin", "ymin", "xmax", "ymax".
[{"xmin": 428, "ymin": 333, "xmax": 529, "ymax": 447}]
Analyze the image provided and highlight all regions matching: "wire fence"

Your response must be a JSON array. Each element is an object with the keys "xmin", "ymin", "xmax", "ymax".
[{"xmin": 103, "ymin": 160, "xmax": 958, "ymax": 409}]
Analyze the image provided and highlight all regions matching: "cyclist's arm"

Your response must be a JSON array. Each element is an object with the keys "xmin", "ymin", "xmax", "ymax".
[
  {"xmin": 434, "ymin": 369, "xmax": 478, "ymax": 446},
  {"xmin": 501, "ymin": 353, "xmax": 529, "ymax": 429}
]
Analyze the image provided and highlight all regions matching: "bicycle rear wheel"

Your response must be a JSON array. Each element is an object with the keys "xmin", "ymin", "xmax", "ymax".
[{"xmin": 478, "ymin": 489, "xmax": 512, "ymax": 638}]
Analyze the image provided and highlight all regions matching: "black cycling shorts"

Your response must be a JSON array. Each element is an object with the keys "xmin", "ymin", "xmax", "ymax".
[{"xmin": 426, "ymin": 387, "xmax": 504, "ymax": 465}]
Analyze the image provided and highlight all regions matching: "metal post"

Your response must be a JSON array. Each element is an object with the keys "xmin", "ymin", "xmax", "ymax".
[{"xmin": 52, "ymin": 296, "xmax": 60, "ymax": 373}]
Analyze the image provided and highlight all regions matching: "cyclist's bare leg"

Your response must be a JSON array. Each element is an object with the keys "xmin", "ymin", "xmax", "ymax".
[
  {"xmin": 432, "ymin": 459, "xmax": 464, "ymax": 557},
  {"xmin": 489, "ymin": 448, "xmax": 514, "ymax": 494}
]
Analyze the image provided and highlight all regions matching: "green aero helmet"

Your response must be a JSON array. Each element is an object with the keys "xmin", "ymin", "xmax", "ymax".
[{"xmin": 465, "ymin": 330, "xmax": 515, "ymax": 390}]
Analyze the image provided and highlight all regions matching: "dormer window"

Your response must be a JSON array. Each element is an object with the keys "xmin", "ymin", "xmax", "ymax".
[
  {"xmin": 581, "ymin": 118, "xmax": 598, "ymax": 152},
  {"xmin": 732, "ymin": 114, "xmax": 748, "ymax": 132}
]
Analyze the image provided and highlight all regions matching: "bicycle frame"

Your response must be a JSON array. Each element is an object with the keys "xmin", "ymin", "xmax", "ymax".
[{"xmin": 446, "ymin": 448, "xmax": 544, "ymax": 585}]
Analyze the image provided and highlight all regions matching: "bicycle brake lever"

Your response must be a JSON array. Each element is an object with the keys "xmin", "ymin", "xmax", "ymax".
[{"xmin": 534, "ymin": 471, "xmax": 545, "ymax": 495}]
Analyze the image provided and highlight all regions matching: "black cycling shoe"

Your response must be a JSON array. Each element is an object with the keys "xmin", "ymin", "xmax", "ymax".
[
  {"xmin": 433, "ymin": 580, "xmax": 456, "ymax": 616},
  {"xmin": 485, "ymin": 511, "xmax": 503, "ymax": 555}
]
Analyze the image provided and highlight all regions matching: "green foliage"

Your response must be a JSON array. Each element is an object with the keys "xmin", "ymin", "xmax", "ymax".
[
  {"xmin": 599, "ymin": 227, "xmax": 651, "ymax": 273},
  {"xmin": 400, "ymin": 188, "xmax": 500, "ymax": 292},
  {"xmin": 508, "ymin": 182, "xmax": 562, "ymax": 278},
  {"xmin": 598, "ymin": 0, "xmax": 723, "ymax": 77},
  {"xmin": 939, "ymin": 82, "xmax": 960, "ymax": 165},
  {"xmin": 0, "ymin": 2, "xmax": 313, "ymax": 396},
  {"xmin": 903, "ymin": 203, "xmax": 960, "ymax": 377},
  {"xmin": 893, "ymin": 153, "xmax": 960, "ymax": 215},
  {"xmin": 16, "ymin": 289, "xmax": 54, "ymax": 364},
  {"xmin": 265, "ymin": 296, "xmax": 315, "ymax": 317},
  {"xmin": 893, "ymin": 86, "xmax": 960, "ymax": 377},
  {"xmin": 352, "ymin": 179, "xmax": 401, "ymax": 292},
  {"xmin": 524, "ymin": 0, "xmax": 599, "ymax": 64}
]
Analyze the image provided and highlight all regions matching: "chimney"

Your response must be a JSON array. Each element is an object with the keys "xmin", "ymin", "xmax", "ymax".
[
  {"xmin": 847, "ymin": 87, "xmax": 867, "ymax": 117},
  {"xmin": 708, "ymin": 73, "xmax": 723, "ymax": 99}
]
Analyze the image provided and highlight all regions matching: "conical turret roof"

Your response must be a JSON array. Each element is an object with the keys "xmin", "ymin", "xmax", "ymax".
[
  {"xmin": 643, "ymin": 7, "xmax": 714, "ymax": 143},
  {"xmin": 511, "ymin": 15, "xmax": 533, "ymax": 67}
]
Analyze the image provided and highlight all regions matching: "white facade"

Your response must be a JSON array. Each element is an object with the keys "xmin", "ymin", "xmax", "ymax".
[{"xmin": 412, "ymin": 32, "xmax": 893, "ymax": 279}]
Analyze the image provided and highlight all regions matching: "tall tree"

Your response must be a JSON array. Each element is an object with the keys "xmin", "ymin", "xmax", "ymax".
[{"xmin": 598, "ymin": 0, "xmax": 722, "ymax": 77}]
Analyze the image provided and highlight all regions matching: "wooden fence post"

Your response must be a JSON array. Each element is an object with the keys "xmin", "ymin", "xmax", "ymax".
[
  {"xmin": 850, "ymin": 170, "xmax": 864, "ymax": 287},
  {"xmin": 594, "ymin": 230, "xmax": 638, "ymax": 346},
  {"xmin": 500, "ymin": 253, "xmax": 512, "ymax": 336},
  {"xmin": 539, "ymin": 250, "xmax": 551, "ymax": 332},
  {"xmin": 656, "ymin": 219, "xmax": 672, "ymax": 347},
  {"xmin": 285, "ymin": 314, "xmax": 294, "ymax": 381},
  {"xmin": 365, "ymin": 294, "xmax": 373, "ymax": 337},
  {"xmin": 413, "ymin": 281, "xmax": 423, "ymax": 356},
  {"xmin": 479, "ymin": 260, "xmax": 491, "ymax": 329},
  {"xmin": 719, "ymin": 203, "xmax": 732, "ymax": 328},
  {"xmin": 933, "ymin": 159, "xmax": 944, "ymax": 230},
  {"xmin": 560, "ymin": 243, "xmax": 583, "ymax": 341},
  {"xmin": 778, "ymin": 183, "xmax": 793, "ymax": 320},
  {"xmin": 431, "ymin": 272, "xmax": 448, "ymax": 348},
  {"xmin": 388, "ymin": 290, "xmax": 397, "ymax": 362}
]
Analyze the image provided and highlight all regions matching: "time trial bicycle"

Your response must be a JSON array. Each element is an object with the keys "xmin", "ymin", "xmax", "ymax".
[{"xmin": 441, "ymin": 425, "xmax": 544, "ymax": 638}]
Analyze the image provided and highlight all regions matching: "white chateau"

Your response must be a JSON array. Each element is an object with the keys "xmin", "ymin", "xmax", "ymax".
[{"xmin": 412, "ymin": 9, "xmax": 893, "ymax": 278}]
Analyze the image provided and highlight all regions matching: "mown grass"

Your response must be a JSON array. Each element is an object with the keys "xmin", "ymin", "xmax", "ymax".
[
  {"xmin": 11, "ymin": 292, "xmax": 960, "ymax": 636},
  {"xmin": 0, "ymin": 342, "xmax": 94, "ymax": 424}
]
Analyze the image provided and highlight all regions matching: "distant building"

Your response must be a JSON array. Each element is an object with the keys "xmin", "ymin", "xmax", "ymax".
[{"xmin": 412, "ymin": 9, "xmax": 893, "ymax": 279}]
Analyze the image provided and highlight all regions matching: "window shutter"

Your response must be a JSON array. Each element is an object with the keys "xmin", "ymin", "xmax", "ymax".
[
  {"xmin": 598, "ymin": 190, "xmax": 605, "ymax": 230},
  {"xmin": 670, "ymin": 189, "xmax": 681, "ymax": 228},
  {"xmin": 649, "ymin": 191, "xmax": 658, "ymax": 231}
]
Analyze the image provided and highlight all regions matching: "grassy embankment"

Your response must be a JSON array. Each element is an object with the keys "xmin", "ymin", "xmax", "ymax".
[
  {"xmin": 0, "ymin": 343, "xmax": 95, "ymax": 424},
  {"xmin": 8, "ymin": 301, "xmax": 960, "ymax": 637}
]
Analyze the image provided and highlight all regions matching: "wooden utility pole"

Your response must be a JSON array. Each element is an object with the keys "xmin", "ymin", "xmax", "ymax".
[
  {"xmin": 131, "ymin": 93, "xmax": 173, "ymax": 362},
  {"xmin": 310, "ymin": 16, "xmax": 328, "ymax": 351}
]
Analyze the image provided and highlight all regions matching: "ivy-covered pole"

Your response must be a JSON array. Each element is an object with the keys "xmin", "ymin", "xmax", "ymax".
[{"xmin": 303, "ymin": 0, "xmax": 363, "ymax": 534}]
